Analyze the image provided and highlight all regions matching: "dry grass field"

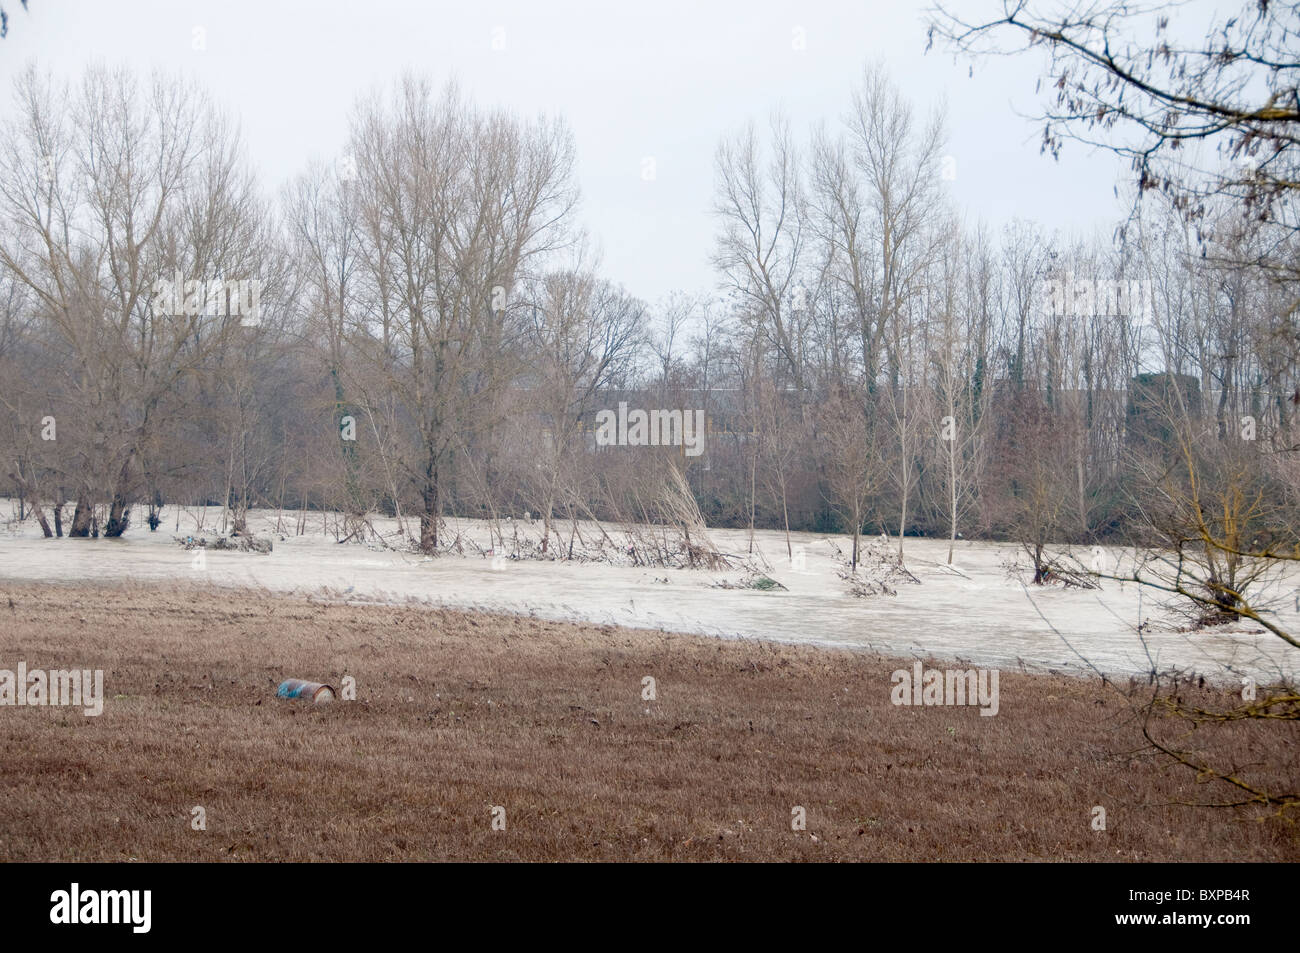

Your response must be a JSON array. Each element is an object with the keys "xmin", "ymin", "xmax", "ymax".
[{"xmin": 0, "ymin": 580, "xmax": 1294, "ymax": 862}]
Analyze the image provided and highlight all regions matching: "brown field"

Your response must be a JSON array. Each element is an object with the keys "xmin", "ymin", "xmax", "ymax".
[{"xmin": 0, "ymin": 580, "xmax": 1294, "ymax": 862}]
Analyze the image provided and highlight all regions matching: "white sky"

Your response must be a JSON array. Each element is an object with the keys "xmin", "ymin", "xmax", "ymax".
[{"xmin": 0, "ymin": 0, "xmax": 1144, "ymax": 306}]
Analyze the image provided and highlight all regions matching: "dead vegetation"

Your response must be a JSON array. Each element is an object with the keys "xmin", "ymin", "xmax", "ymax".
[
  {"xmin": 833, "ymin": 537, "xmax": 922, "ymax": 597},
  {"xmin": 434, "ymin": 462, "xmax": 739, "ymax": 572},
  {"xmin": 0, "ymin": 581, "xmax": 1294, "ymax": 862},
  {"xmin": 1000, "ymin": 550, "xmax": 1100, "ymax": 590},
  {"xmin": 177, "ymin": 534, "xmax": 274, "ymax": 555}
]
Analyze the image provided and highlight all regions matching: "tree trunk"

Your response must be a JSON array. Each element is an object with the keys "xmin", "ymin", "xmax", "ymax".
[
  {"xmin": 541, "ymin": 459, "xmax": 559, "ymax": 555},
  {"xmin": 419, "ymin": 456, "xmax": 439, "ymax": 555},
  {"xmin": 1075, "ymin": 449, "xmax": 1088, "ymax": 533},
  {"xmin": 69, "ymin": 495, "xmax": 94, "ymax": 537},
  {"xmin": 221, "ymin": 441, "xmax": 234, "ymax": 535},
  {"xmin": 104, "ymin": 493, "xmax": 131, "ymax": 537},
  {"xmin": 851, "ymin": 501, "xmax": 860, "ymax": 570},
  {"xmin": 897, "ymin": 394, "xmax": 909, "ymax": 558},
  {"xmin": 947, "ymin": 436, "xmax": 958, "ymax": 565},
  {"xmin": 747, "ymin": 442, "xmax": 757, "ymax": 554},
  {"xmin": 897, "ymin": 490, "xmax": 908, "ymax": 558},
  {"xmin": 29, "ymin": 501, "xmax": 52, "ymax": 537},
  {"xmin": 104, "ymin": 454, "xmax": 136, "ymax": 537}
]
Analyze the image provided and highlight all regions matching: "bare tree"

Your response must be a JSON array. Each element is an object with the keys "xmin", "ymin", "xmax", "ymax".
[
  {"xmin": 0, "ymin": 65, "xmax": 261, "ymax": 537},
  {"xmin": 713, "ymin": 113, "xmax": 807, "ymax": 394},
  {"xmin": 345, "ymin": 78, "xmax": 578, "ymax": 553},
  {"xmin": 930, "ymin": 225, "xmax": 991, "ymax": 563},
  {"xmin": 819, "ymin": 382, "xmax": 881, "ymax": 570},
  {"xmin": 524, "ymin": 265, "xmax": 645, "ymax": 554}
]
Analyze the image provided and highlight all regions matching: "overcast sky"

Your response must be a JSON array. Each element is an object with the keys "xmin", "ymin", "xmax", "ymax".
[{"xmin": 0, "ymin": 0, "xmax": 1147, "ymax": 306}]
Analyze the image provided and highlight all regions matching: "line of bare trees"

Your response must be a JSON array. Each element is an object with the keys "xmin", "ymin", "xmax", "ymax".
[
  {"xmin": 1, "ymin": 62, "xmax": 1297, "ymax": 583},
  {"xmin": 926, "ymin": 0, "xmax": 1300, "ymax": 818}
]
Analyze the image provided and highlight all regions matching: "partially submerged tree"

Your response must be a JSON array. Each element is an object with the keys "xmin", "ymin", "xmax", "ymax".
[
  {"xmin": 524, "ymin": 266, "xmax": 644, "ymax": 554},
  {"xmin": 819, "ymin": 381, "xmax": 881, "ymax": 570},
  {"xmin": 0, "ymin": 65, "xmax": 264, "ymax": 538},
  {"xmin": 345, "ymin": 78, "xmax": 578, "ymax": 553}
]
